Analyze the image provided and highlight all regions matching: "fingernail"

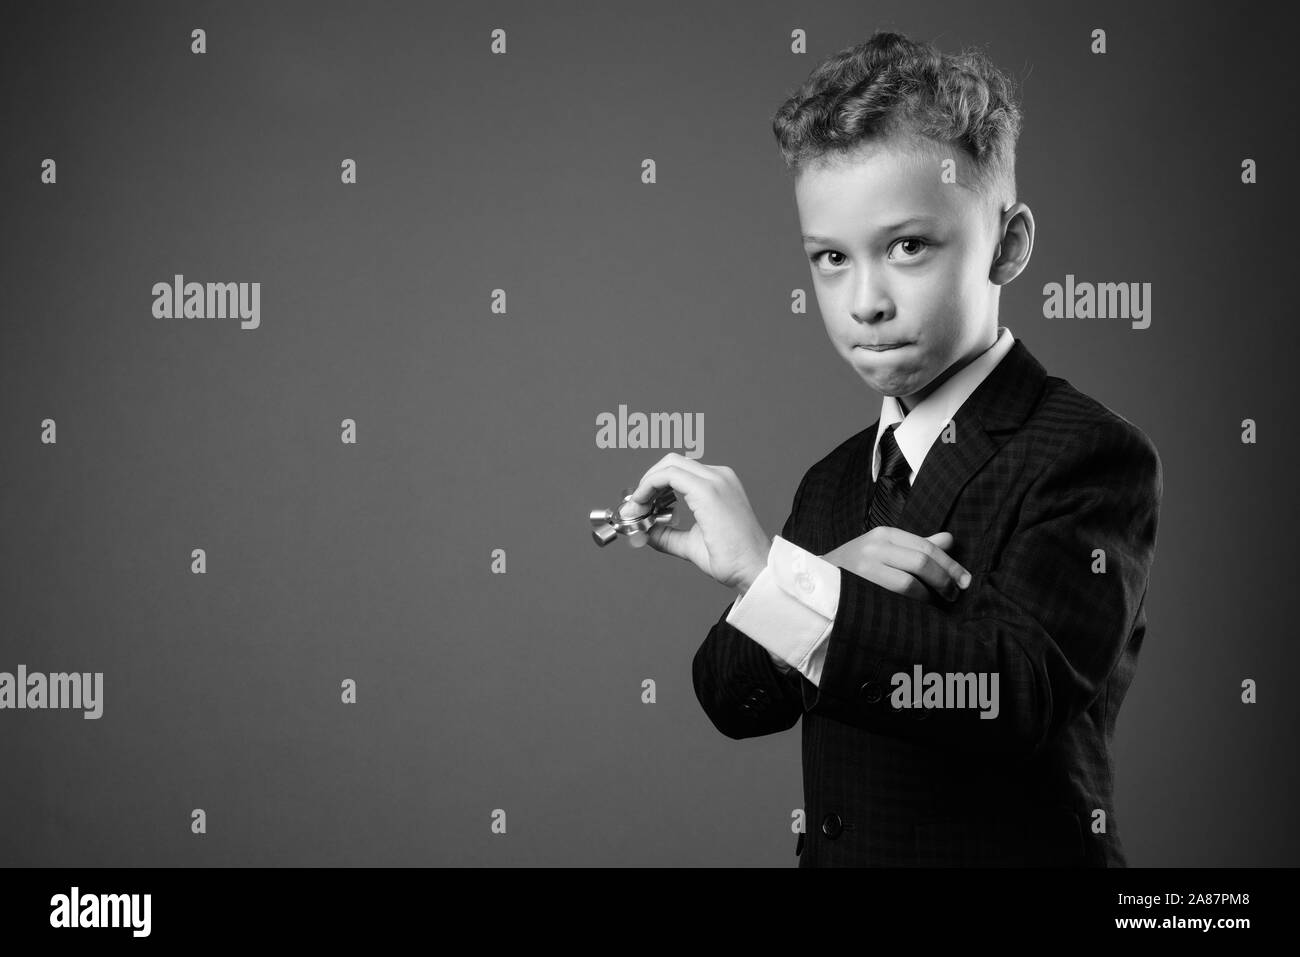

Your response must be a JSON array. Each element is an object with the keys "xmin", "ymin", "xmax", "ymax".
[{"xmin": 959, "ymin": 572, "xmax": 971, "ymax": 589}]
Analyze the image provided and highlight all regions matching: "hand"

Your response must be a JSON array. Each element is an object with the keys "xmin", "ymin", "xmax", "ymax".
[
  {"xmin": 822, "ymin": 528, "xmax": 972, "ymax": 604},
  {"xmin": 626, "ymin": 453, "xmax": 771, "ymax": 592}
]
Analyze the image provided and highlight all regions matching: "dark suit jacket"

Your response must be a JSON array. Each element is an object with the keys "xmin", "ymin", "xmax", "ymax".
[{"xmin": 692, "ymin": 337, "xmax": 1162, "ymax": 867}]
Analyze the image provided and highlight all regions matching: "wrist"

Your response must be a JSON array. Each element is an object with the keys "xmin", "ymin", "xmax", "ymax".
[{"xmin": 736, "ymin": 540, "xmax": 772, "ymax": 596}]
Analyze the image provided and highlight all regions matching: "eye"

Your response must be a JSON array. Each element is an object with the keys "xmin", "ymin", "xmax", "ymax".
[
  {"xmin": 888, "ymin": 237, "xmax": 930, "ymax": 261},
  {"xmin": 809, "ymin": 250, "xmax": 846, "ymax": 269}
]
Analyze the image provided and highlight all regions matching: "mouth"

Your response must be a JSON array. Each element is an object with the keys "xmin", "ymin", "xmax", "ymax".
[{"xmin": 856, "ymin": 342, "xmax": 911, "ymax": 352}]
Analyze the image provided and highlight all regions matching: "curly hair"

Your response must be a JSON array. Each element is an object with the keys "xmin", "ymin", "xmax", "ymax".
[{"xmin": 772, "ymin": 31, "xmax": 1024, "ymax": 215}]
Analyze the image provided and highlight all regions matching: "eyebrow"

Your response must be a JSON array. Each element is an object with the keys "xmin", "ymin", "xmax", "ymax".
[{"xmin": 802, "ymin": 216, "xmax": 942, "ymax": 244}]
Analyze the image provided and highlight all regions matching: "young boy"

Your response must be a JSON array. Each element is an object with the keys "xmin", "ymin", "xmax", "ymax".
[{"xmin": 628, "ymin": 31, "xmax": 1162, "ymax": 867}]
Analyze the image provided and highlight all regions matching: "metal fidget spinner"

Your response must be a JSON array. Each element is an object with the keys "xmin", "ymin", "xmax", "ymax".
[{"xmin": 590, "ymin": 487, "xmax": 678, "ymax": 548}]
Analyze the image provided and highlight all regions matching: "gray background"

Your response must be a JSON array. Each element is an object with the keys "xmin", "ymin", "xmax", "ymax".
[{"xmin": 1, "ymin": 0, "xmax": 1295, "ymax": 866}]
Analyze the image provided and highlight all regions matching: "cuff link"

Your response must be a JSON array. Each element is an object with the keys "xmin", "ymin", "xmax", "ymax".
[{"xmin": 590, "ymin": 487, "xmax": 677, "ymax": 548}]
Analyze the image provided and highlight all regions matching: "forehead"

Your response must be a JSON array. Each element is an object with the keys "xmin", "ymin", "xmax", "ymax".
[{"xmin": 794, "ymin": 137, "xmax": 979, "ymax": 231}]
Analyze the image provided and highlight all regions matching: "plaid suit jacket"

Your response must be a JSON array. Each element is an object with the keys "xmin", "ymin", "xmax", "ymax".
[{"xmin": 692, "ymin": 337, "xmax": 1162, "ymax": 867}]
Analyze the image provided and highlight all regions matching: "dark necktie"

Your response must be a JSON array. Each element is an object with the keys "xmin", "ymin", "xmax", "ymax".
[{"xmin": 865, "ymin": 422, "xmax": 912, "ymax": 531}]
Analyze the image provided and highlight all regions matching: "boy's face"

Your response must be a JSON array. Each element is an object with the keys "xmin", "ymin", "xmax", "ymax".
[{"xmin": 795, "ymin": 136, "xmax": 1005, "ymax": 410}]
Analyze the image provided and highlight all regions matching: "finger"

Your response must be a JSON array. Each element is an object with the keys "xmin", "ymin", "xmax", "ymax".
[
  {"xmin": 873, "ymin": 564, "xmax": 933, "ymax": 602},
  {"xmin": 628, "ymin": 458, "xmax": 716, "ymax": 507},
  {"xmin": 881, "ymin": 528, "xmax": 971, "ymax": 590},
  {"xmin": 626, "ymin": 464, "xmax": 713, "ymax": 516},
  {"xmin": 644, "ymin": 523, "xmax": 690, "ymax": 561},
  {"xmin": 924, "ymin": 532, "xmax": 958, "ymax": 587},
  {"xmin": 880, "ymin": 542, "xmax": 966, "ymax": 601}
]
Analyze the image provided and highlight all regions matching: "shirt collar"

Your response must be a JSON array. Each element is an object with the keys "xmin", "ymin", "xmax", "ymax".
[{"xmin": 872, "ymin": 325, "xmax": 1017, "ymax": 484}]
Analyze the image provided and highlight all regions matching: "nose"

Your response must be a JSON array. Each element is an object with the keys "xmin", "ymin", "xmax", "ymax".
[{"xmin": 849, "ymin": 268, "xmax": 894, "ymax": 324}]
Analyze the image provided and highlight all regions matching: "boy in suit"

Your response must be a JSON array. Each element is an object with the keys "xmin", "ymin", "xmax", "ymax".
[{"xmin": 628, "ymin": 31, "xmax": 1161, "ymax": 866}]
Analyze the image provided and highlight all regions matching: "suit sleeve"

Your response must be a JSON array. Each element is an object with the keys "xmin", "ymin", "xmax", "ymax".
[
  {"xmin": 692, "ymin": 471, "xmax": 814, "ymax": 739},
  {"xmin": 805, "ymin": 417, "xmax": 1162, "ymax": 759}
]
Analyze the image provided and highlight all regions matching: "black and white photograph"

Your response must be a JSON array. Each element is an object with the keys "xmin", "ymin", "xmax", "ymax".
[{"xmin": 0, "ymin": 0, "xmax": 1292, "ymax": 940}]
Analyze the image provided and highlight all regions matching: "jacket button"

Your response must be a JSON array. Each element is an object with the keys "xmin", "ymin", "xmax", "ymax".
[
  {"xmin": 821, "ymin": 812, "xmax": 844, "ymax": 839},
  {"xmin": 858, "ymin": 680, "xmax": 883, "ymax": 704}
]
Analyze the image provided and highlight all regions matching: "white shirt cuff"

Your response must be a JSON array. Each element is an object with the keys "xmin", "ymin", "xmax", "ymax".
[{"xmin": 724, "ymin": 535, "xmax": 840, "ymax": 685}]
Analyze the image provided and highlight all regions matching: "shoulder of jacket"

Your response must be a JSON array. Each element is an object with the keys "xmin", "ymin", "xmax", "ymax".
[
  {"xmin": 800, "ymin": 421, "xmax": 876, "ymax": 484},
  {"xmin": 1033, "ymin": 376, "xmax": 1160, "ymax": 462}
]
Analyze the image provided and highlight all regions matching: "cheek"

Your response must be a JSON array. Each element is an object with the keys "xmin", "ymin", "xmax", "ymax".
[
  {"xmin": 929, "ymin": 287, "xmax": 969, "ymax": 332},
  {"xmin": 815, "ymin": 300, "xmax": 847, "ymax": 340},
  {"xmin": 812, "ymin": 285, "xmax": 835, "ymax": 321}
]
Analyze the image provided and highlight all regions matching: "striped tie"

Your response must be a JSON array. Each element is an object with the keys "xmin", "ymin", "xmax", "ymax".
[{"xmin": 865, "ymin": 422, "xmax": 912, "ymax": 531}]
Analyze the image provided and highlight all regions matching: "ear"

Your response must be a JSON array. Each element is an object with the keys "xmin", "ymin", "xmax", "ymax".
[{"xmin": 991, "ymin": 202, "xmax": 1035, "ymax": 285}]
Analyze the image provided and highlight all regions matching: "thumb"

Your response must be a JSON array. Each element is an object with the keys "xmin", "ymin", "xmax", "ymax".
[{"xmin": 926, "ymin": 531, "xmax": 955, "ymax": 548}]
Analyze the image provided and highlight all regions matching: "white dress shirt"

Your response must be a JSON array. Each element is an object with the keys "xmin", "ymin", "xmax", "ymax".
[{"xmin": 725, "ymin": 325, "xmax": 1017, "ymax": 685}]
